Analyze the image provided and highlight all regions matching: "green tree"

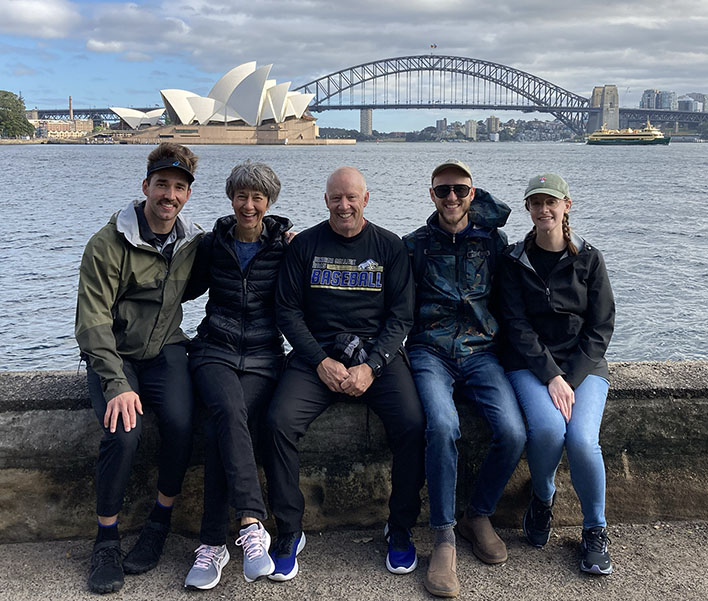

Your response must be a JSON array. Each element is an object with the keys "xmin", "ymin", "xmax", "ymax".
[{"xmin": 0, "ymin": 91, "xmax": 35, "ymax": 137}]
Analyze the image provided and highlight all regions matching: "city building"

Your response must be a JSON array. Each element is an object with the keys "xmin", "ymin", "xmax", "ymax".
[
  {"xmin": 436, "ymin": 118, "xmax": 447, "ymax": 133},
  {"xmin": 464, "ymin": 119, "xmax": 477, "ymax": 140},
  {"xmin": 656, "ymin": 91, "xmax": 678, "ymax": 111},
  {"xmin": 678, "ymin": 96, "xmax": 703, "ymax": 112},
  {"xmin": 486, "ymin": 115, "xmax": 500, "ymax": 133},
  {"xmin": 640, "ymin": 89, "xmax": 659, "ymax": 109},
  {"xmin": 27, "ymin": 118, "xmax": 93, "ymax": 139},
  {"xmin": 360, "ymin": 109, "xmax": 373, "ymax": 136}
]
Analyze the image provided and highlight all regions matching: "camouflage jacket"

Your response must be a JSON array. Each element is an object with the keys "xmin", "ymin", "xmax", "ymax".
[{"xmin": 403, "ymin": 188, "xmax": 510, "ymax": 358}]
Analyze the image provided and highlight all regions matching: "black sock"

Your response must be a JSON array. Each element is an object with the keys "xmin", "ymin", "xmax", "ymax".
[
  {"xmin": 95, "ymin": 520, "xmax": 119, "ymax": 544},
  {"xmin": 148, "ymin": 500, "xmax": 173, "ymax": 526}
]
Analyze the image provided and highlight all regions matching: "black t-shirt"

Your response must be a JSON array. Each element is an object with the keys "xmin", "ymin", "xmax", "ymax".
[
  {"xmin": 527, "ymin": 240, "xmax": 566, "ymax": 283},
  {"xmin": 275, "ymin": 220, "xmax": 414, "ymax": 371}
]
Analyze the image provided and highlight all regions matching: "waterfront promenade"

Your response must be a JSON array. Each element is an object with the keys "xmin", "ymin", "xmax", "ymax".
[{"xmin": 1, "ymin": 521, "xmax": 706, "ymax": 600}]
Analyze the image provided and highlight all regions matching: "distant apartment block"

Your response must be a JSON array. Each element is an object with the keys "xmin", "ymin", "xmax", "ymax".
[
  {"xmin": 678, "ymin": 96, "xmax": 703, "ymax": 112},
  {"xmin": 486, "ymin": 115, "xmax": 500, "ymax": 133},
  {"xmin": 656, "ymin": 91, "xmax": 678, "ymax": 110},
  {"xmin": 464, "ymin": 119, "xmax": 477, "ymax": 140},
  {"xmin": 360, "ymin": 109, "xmax": 373, "ymax": 136},
  {"xmin": 436, "ymin": 118, "xmax": 447, "ymax": 133},
  {"xmin": 640, "ymin": 89, "xmax": 660, "ymax": 109}
]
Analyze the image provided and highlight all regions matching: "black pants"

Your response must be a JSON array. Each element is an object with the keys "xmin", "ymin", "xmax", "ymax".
[
  {"xmin": 263, "ymin": 353, "xmax": 425, "ymax": 534},
  {"xmin": 191, "ymin": 361, "xmax": 275, "ymax": 546},
  {"xmin": 87, "ymin": 344, "xmax": 194, "ymax": 517}
]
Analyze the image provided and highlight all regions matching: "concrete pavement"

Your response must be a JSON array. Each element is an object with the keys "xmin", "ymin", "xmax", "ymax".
[{"xmin": 1, "ymin": 521, "xmax": 707, "ymax": 601}]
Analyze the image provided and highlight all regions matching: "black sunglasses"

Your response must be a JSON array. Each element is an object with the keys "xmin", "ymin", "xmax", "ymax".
[{"xmin": 433, "ymin": 184, "xmax": 472, "ymax": 199}]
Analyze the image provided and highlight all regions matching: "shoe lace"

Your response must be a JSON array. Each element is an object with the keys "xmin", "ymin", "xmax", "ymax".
[
  {"xmin": 94, "ymin": 545, "xmax": 122, "ymax": 568},
  {"xmin": 235, "ymin": 528, "xmax": 267, "ymax": 561},
  {"xmin": 192, "ymin": 544, "xmax": 220, "ymax": 570},
  {"xmin": 138, "ymin": 523, "xmax": 167, "ymax": 554},
  {"xmin": 531, "ymin": 499, "xmax": 553, "ymax": 530},
  {"xmin": 584, "ymin": 527, "xmax": 610, "ymax": 553},
  {"xmin": 271, "ymin": 532, "xmax": 298, "ymax": 557}
]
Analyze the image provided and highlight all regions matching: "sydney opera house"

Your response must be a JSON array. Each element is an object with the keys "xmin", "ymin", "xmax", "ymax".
[{"xmin": 111, "ymin": 61, "xmax": 348, "ymax": 145}]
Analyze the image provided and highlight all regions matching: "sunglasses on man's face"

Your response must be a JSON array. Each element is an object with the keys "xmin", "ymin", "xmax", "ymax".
[{"xmin": 432, "ymin": 184, "xmax": 472, "ymax": 199}]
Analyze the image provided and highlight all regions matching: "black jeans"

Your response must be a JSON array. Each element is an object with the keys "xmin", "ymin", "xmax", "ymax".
[
  {"xmin": 191, "ymin": 361, "xmax": 275, "ymax": 546},
  {"xmin": 263, "ymin": 353, "xmax": 425, "ymax": 534},
  {"xmin": 87, "ymin": 344, "xmax": 194, "ymax": 517}
]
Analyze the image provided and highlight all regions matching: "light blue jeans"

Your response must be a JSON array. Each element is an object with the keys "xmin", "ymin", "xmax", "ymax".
[
  {"xmin": 506, "ymin": 369, "xmax": 609, "ymax": 529},
  {"xmin": 408, "ymin": 348, "xmax": 526, "ymax": 529}
]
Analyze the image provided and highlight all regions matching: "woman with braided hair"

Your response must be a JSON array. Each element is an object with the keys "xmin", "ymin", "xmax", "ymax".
[{"xmin": 498, "ymin": 173, "xmax": 616, "ymax": 575}]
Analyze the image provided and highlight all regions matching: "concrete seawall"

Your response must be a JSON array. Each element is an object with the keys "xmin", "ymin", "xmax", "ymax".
[{"xmin": 1, "ymin": 361, "xmax": 707, "ymax": 543}]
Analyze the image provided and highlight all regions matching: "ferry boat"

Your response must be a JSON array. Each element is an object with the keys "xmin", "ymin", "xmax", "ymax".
[{"xmin": 587, "ymin": 120, "xmax": 670, "ymax": 145}]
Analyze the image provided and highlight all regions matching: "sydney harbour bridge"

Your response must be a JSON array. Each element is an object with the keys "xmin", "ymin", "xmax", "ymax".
[{"xmin": 36, "ymin": 55, "xmax": 705, "ymax": 135}]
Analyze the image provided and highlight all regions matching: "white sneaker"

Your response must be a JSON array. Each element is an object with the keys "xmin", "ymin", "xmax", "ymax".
[
  {"xmin": 184, "ymin": 544, "xmax": 230, "ymax": 590},
  {"xmin": 235, "ymin": 523, "xmax": 275, "ymax": 582}
]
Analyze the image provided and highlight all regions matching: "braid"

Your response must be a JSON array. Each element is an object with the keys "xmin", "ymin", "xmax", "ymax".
[{"xmin": 563, "ymin": 213, "xmax": 578, "ymax": 255}]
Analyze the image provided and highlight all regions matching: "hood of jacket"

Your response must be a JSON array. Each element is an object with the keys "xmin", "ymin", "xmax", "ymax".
[
  {"xmin": 506, "ymin": 230, "xmax": 588, "ymax": 269},
  {"xmin": 426, "ymin": 187, "xmax": 511, "ymax": 233},
  {"xmin": 114, "ymin": 199, "xmax": 204, "ymax": 250}
]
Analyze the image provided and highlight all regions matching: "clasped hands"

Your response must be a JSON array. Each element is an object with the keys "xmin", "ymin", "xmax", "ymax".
[{"xmin": 316, "ymin": 357, "xmax": 374, "ymax": 397}]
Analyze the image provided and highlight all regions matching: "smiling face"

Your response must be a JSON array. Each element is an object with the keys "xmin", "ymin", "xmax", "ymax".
[
  {"xmin": 526, "ymin": 193, "xmax": 572, "ymax": 236},
  {"xmin": 430, "ymin": 167, "xmax": 475, "ymax": 234},
  {"xmin": 141, "ymin": 168, "xmax": 191, "ymax": 234},
  {"xmin": 325, "ymin": 167, "xmax": 369, "ymax": 237},
  {"xmin": 232, "ymin": 188, "xmax": 269, "ymax": 240}
]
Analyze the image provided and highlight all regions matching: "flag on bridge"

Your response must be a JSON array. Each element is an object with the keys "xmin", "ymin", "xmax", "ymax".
[{"xmin": 430, "ymin": 44, "xmax": 438, "ymax": 49}]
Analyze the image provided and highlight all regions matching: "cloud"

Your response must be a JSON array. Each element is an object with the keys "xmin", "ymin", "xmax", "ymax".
[
  {"xmin": 86, "ymin": 39, "xmax": 125, "ymax": 53},
  {"xmin": 12, "ymin": 62, "xmax": 38, "ymax": 76},
  {"xmin": 0, "ymin": 0, "xmax": 82, "ymax": 38},
  {"xmin": 121, "ymin": 51, "xmax": 152, "ymax": 62}
]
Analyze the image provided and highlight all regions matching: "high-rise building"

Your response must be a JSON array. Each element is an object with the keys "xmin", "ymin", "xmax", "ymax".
[
  {"xmin": 464, "ymin": 119, "xmax": 477, "ymax": 140},
  {"xmin": 436, "ymin": 118, "xmax": 447, "ymax": 133},
  {"xmin": 360, "ymin": 109, "xmax": 373, "ymax": 136},
  {"xmin": 656, "ymin": 91, "xmax": 678, "ymax": 110},
  {"xmin": 486, "ymin": 115, "xmax": 500, "ymax": 133},
  {"xmin": 640, "ymin": 89, "xmax": 659, "ymax": 109},
  {"xmin": 678, "ymin": 96, "xmax": 702, "ymax": 112}
]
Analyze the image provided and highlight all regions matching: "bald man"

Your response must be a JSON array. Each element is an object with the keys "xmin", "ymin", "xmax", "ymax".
[{"xmin": 263, "ymin": 167, "xmax": 425, "ymax": 581}]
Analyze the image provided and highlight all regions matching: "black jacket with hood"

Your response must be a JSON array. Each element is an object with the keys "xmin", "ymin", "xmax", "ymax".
[{"xmin": 499, "ymin": 231, "xmax": 615, "ymax": 389}]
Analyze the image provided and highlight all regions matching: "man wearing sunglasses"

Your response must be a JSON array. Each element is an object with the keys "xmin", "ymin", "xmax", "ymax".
[{"xmin": 403, "ymin": 160, "xmax": 526, "ymax": 598}]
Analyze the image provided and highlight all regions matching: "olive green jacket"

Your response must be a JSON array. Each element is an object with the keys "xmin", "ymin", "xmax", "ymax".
[{"xmin": 75, "ymin": 200, "xmax": 204, "ymax": 400}]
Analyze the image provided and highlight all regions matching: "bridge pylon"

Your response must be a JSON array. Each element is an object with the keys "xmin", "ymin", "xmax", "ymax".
[{"xmin": 587, "ymin": 85, "xmax": 619, "ymax": 133}]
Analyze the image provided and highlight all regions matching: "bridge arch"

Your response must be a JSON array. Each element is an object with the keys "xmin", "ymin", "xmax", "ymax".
[{"xmin": 294, "ymin": 55, "xmax": 590, "ymax": 134}]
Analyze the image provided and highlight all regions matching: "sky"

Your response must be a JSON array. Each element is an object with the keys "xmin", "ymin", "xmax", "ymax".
[{"xmin": 1, "ymin": 0, "xmax": 707, "ymax": 132}]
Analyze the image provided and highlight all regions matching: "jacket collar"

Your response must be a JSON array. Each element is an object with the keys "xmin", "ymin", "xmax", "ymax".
[{"xmin": 115, "ymin": 200, "xmax": 203, "ymax": 249}]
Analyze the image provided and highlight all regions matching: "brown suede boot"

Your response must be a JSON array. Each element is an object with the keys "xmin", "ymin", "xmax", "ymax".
[
  {"xmin": 424, "ymin": 543, "xmax": 459, "ymax": 598},
  {"xmin": 457, "ymin": 513, "xmax": 507, "ymax": 564}
]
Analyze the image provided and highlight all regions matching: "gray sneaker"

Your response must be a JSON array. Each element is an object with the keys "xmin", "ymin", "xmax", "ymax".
[
  {"xmin": 235, "ymin": 523, "xmax": 275, "ymax": 582},
  {"xmin": 184, "ymin": 544, "xmax": 230, "ymax": 590}
]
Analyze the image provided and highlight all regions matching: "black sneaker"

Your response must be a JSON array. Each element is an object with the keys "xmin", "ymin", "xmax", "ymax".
[
  {"xmin": 580, "ymin": 526, "xmax": 613, "ymax": 575},
  {"xmin": 522, "ymin": 493, "xmax": 554, "ymax": 548},
  {"xmin": 122, "ymin": 520, "xmax": 170, "ymax": 574},
  {"xmin": 88, "ymin": 540, "xmax": 124, "ymax": 594}
]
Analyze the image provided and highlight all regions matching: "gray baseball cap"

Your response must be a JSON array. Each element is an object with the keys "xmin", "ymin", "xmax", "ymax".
[{"xmin": 431, "ymin": 159, "xmax": 473, "ymax": 184}]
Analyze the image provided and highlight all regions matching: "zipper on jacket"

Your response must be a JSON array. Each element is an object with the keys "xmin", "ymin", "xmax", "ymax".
[{"xmin": 239, "ymin": 277, "xmax": 247, "ymax": 370}]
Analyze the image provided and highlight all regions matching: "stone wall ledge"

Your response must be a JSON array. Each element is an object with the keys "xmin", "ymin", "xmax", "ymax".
[{"xmin": 1, "ymin": 361, "xmax": 707, "ymax": 542}]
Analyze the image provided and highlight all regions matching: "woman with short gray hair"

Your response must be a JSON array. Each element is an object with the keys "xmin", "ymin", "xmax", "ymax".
[{"xmin": 182, "ymin": 161, "xmax": 292, "ymax": 589}]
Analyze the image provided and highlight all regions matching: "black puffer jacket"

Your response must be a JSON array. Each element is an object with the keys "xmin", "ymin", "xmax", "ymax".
[
  {"xmin": 499, "ymin": 231, "xmax": 615, "ymax": 389},
  {"xmin": 185, "ymin": 214, "xmax": 292, "ymax": 378}
]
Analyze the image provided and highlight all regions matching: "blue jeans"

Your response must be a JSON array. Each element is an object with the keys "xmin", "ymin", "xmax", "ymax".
[
  {"xmin": 507, "ymin": 370, "xmax": 609, "ymax": 529},
  {"xmin": 408, "ymin": 347, "xmax": 526, "ymax": 529}
]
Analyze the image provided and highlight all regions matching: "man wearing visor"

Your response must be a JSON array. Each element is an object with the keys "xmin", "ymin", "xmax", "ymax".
[
  {"xmin": 76, "ymin": 143, "xmax": 204, "ymax": 593},
  {"xmin": 403, "ymin": 160, "xmax": 526, "ymax": 597}
]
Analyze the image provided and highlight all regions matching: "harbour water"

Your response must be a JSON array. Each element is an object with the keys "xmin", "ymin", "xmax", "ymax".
[{"xmin": 1, "ymin": 141, "xmax": 707, "ymax": 371}]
